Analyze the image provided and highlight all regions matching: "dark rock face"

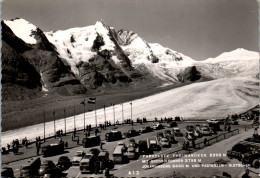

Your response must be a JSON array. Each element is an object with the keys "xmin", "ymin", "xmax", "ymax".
[
  {"xmin": 77, "ymin": 54, "xmax": 131, "ymax": 89},
  {"xmin": 1, "ymin": 41, "xmax": 42, "ymax": 100},
  {"xmin": 1, "ymin": 21, "xmax": 32, "ymax": 53},
  {"xmin": 177, "ymin": 66, "xmax": 201, "ymax": 82},
  {"xmin": 1, "ymin": 20, "xmax": 86, "ymax": 101}
]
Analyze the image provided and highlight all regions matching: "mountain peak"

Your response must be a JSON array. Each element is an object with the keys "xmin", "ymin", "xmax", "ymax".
[
  {"xmin": 3, "ymin": 18, "xmax": 37, "ymax": 44},
  {"xmin": 204, "ymin": 48, "xmax": 259, "ymax": 63}
]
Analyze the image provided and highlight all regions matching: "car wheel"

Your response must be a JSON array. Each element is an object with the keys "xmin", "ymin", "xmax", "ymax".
[{"xmin": 252, "ymin": 159, "xmax": 260, "ymax": 168}]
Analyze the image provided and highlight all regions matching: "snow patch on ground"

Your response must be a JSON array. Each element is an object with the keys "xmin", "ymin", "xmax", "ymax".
[{"xmin": 4, "ymin": 18, "xmax": 37, "ymax": 44}]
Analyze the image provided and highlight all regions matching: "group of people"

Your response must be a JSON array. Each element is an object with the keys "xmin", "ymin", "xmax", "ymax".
[
  {"xmin": 182, "ymin": 138, "xmax": 208, "ymax": 150},
  {"xmin": 56, "ymin": 129, "xmax": 64, "ymax": 137},
  {"xmin": 11, "ymin": 139, "xmax": 20, "ymax": 155}
]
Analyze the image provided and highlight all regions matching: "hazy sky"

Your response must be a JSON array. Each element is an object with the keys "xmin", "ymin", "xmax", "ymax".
[{"xmin": 2, "ymin": 0, "xmax": 259, "ymax": 60}]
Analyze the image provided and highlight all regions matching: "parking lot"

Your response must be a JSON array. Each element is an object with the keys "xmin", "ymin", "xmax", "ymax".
[{"xmin": 2, "ymin": 116, "xmax": 255, "ymax": 177}]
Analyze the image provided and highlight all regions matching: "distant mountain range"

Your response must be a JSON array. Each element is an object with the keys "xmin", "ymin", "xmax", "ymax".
[{"xmin": 2, "ymin": 18, "xmax": 259, "ymax": 101}]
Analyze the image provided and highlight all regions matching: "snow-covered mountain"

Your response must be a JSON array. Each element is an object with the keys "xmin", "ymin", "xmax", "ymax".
[
  {"xmin": 45, "ymin": 22, "xmax": 201, "ymax": 85},
  {"xmin": 197, "ymin": 48, "xmax": 259, "ymax": 79},
  {"xmin": 2, "ymin": 18, "xmax": 259, "ymax": 100},
  {"xmin": 204, "ymin": 48, "xmax": 259, "ymax": 62},
  {"xmin": 2, "ymin": 18, "xmax": 86, "ymax": 100}
]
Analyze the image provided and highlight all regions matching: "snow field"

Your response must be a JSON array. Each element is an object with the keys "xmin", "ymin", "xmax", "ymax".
[
  {"xmin": 4, "ymin": 19, "xmax": 37, "ymax": 44},
  {"xmin": 1, "ymin": 77, "xmax": 258, "ymax": 146}
]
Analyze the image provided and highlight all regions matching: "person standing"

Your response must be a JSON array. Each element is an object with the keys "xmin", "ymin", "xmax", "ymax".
[
  {"xmin": 192, "ymin": 140, "xmax": 195, "ymax": 148},
  {"xmin": 65, "ymin": 141, "xmax": 68, "ymax": 149},
  {"xmin": 204, "ymin": 138, "xmax": 208, "ymax": 146},
  {"xmin": 7, "ymin": 144, "xmax": 10, "ymax": 152},
  {"xmin": 100, "ymin": 142, "xmax": 103, "ymax": 150}
]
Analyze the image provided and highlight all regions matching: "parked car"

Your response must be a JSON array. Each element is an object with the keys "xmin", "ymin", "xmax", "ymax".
[
  {"xmin": 117, "ymin": 141, "xmax": 126, "ymax": 147},
  {"xmin": 160, "ymin": 137, "xmax": 171, "ymax": 147},
  {"xmin": 198, "ymin": 127, "xmax": 212, "ymax": 136},
  {"xmin": 41, "ymin": 142, "xmax": 64, "ymax": 157},
  {"xmin": 164, "ymin": 130, "xmax": 172, "ymax": 137},
  {"xmin": 156, "ymin": 132, "xmax": 164, "ymax": 141},
  {"xmin": 138, "ymin": 140, "xmax": 150, "ymax": 155},
  {"xmin": 193, "ymin": 130, "xmax": 202, "ymax": 137},
  {"xmin": 20, "ymin": 157, "xmax": 41, "ymax": 177},
  {"xmin": 123, "ymin": 129, "xmax": 139, "ymax": 138},
  {"xmin": 72, "ymin": 151, "xmax": 85, "ymax": 166},
  {"xmin": 148, "ymin": 138, "xmax": 160, "ymax": 151},
  {"xmin": 166, "ymin": 121, "xmax": 177, "ymax": 127},
  {"xmin": 105, "ymin": 130, "xmax": 122, "ymax": 142},
  {"xmin": 82, "ymin": 135, "xmax": 101, "ymax": 148},
  {"xmin": 167, "ymin": 135, "xmax": 178, "ymax": 144},
  {"xmin": 186, "ymin": 131, "xmax": 196, "ymax": 140},
  {"xmin": 139, "ymin": 126, "xmax": 153, "ymax": 133},
  {"xmin": 97, "ymin": 151, "xmax": 114, "ymax": 170},
  {"xmin": 128, "ymin": 138, "xmax": 138, "ymax": 148},
  {"xmin": 153, "ymin": 123, "xmax": 164, "ymax": 130},
  {"xmin": 56, "ymin": 156, "xmax": 71, "ymax": 171},
  {"xmin": 113, "ymin": 145, "xmax": 128, "ymax": 164},
  {"xmin": 227, "ymin": 141, "xmax": 257, "ymax": 161},
  {"xmin": 172, "ymin": 128, "xmax": 183, "ymax": 137},
  {"xmin": 186, "ymin": 125, "xmax": 195, "ymax": 132},
  {"xmin": 124, "ymin": 146, "xmax": 138, "ymax": 159},
  {"xmin": 79, "ymin": 154, "xmax": 96, "ymax": 173},
  {"xmin": 2, "ymin": 167, "xmax": 14, "ymax": 178}
]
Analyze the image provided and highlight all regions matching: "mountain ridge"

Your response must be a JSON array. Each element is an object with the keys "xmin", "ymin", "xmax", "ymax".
[{"xmin": 2, "ymin": 18, "xmax": 259, "ymax": 100}]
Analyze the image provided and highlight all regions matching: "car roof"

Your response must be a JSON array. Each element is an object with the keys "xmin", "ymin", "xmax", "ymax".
[
  {"xmin": 84, "ymin": 154, "xmax": 94, "ymax": 158},
  {"xmin": 98, "ymin": 151, "xmax": 108, "ymax": 156},
  {"xmin": 111, "ymin": 130, "xmax": 119, "ymax": 133},
  {"xmin": 150, "ymin": 140, "xmax": 157, "ymax": 144}
]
